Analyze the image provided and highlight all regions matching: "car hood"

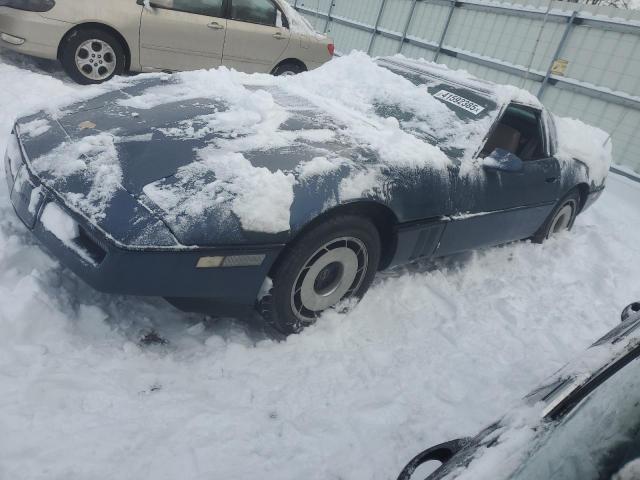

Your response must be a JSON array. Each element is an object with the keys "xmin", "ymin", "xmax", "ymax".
[{"xmin": 16, "ymin": 77, "xmax": 367, "ymax": 246}]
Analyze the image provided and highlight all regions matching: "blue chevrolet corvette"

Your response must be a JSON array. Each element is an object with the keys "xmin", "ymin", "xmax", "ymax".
[{"xmin": 4, "ymin": 56, "xmax": 611, "ymax": 334}]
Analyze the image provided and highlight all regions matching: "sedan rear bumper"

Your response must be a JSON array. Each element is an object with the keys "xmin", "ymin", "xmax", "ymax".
[
  {"xmin": 0, "ymin": 7, "xmax": 71, "ymax": 60},
  {"xmin": 5, "ymin": 137, "xmax": 283, "ymax": 315}
]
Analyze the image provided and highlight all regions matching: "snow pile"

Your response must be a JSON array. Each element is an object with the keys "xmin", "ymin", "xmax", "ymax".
[
  {"xmin": 553, "ymin": 115, "xmax": 612, "ymax": 187},
  {"xmin": 389, "ymin": 55, "xmax": 542, "ymax": 109},
  {"xmin": 144, "ymin": 151, "xmax": 296, "ymax": 234},
  {"xmin": 18, "ymin": 118, "xmax": 50, "ymax": 138},
  {"xmin": 614, "ymin": 459, "xmax": 640, "ymax": 480},
  {"xmin": 31, "ymin": 132, "xmax": 122, "ymax": 221},
  {"xmin": 297, "ymin": 156, "xmax": 344, "ymax": 180},
  {"xmin": 286, "ymin": 53, "xmax": 474, "ymax": 168},
  {"xmin": 40, "ymin": 202, "xmax": 78, "ymax": 242}
]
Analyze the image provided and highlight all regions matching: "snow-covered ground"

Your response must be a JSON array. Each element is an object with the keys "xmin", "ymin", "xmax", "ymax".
[{"xmin": 1, "ymin": 50, "xmax": 639, "ymax": 480}]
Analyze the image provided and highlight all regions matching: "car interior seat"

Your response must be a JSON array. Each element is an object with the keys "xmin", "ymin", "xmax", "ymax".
[{"xmin": 482, "ymin": 123, "xmax": 521, "ymax": 157}]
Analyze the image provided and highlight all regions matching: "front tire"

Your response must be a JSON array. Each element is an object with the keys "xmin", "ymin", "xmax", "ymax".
[
  {"xmin": 261, "ymin": 215, "xmax": 381, "ymax": 335},
  {"xmin": 532, "ymin": 189, "xmax": 581, "ymax": 243},
  {"xmin": 60, "ymin": 28, "xmax": 126, "ymax": 85}
]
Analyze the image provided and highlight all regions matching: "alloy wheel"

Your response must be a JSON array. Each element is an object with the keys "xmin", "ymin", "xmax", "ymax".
[{"xmin": 75, "ymin": 39, "xmax": 117, "ymax": 81}]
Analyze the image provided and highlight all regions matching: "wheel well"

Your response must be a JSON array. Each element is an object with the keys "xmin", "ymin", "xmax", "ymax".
[
  {"xmin": 58, "ymin": 23, "xmax": 131, "ymax": 71},
  {"xmin": 272, "ymin": 58, "xmax": 307, "ymax": 74},
  {"xmin": 575, "ymin": 183, "xmax": 590, "ymax": 213},
  {"xmin": 270, "ymin": 202, "xmax": 399, "ymax": 278}
]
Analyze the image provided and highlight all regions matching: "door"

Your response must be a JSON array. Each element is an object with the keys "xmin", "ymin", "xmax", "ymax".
[
  {"xmin": 139, "ymin": 0, "xmax": 227, "ymax": 71},
  {"xmin": 435, "ymin": 104, "xmax": 561, "ymax": 256},
  {"xmin": 223, "ymin": 0, "xmax": 291, "ymax": 73}
]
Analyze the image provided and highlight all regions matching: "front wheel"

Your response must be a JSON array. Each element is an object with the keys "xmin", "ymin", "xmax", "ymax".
[
  {"xmin": 532, "ymin": 189, "xmax": 581, "ymax": 243},
  {"xmin": 261, "ymin": 215, "xmax": 381, "ymax": 335},
  {"xmin": 60, "ymin": 28, "xmax": 126, "ymax": 85}
]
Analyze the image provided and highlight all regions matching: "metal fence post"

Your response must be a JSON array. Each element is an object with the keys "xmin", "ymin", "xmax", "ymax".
[
  {"xmin": 293, "ymin": 0, "xmax": 298, "ymax": 7},
  {"xmin": 434, "ymin": 0, "xmax": 457, "ymax": 63},
  {"xmin": 324, "ymin": 0, "xmax": 335, "ymax": 33},
  {"xmin": 538, "ymin": 11, "xmax": 577, "ymax": 99},
  {"xmin": 367, "ymin": 0, "xmax": 389, "ymax": 54},
  {"xmin": 397, "ymin": 0, "xmax": 418, "ymax": 53}
]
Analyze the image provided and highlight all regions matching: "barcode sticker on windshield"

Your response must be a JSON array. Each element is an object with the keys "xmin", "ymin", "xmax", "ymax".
[{"xmin": 433, "ymin": 90, "xmax": 485, "ymax": 115}]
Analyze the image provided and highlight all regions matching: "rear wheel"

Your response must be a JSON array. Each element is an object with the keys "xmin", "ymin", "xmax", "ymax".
[
  {"xmin": 260, "ymin": 215, "xmax": 381, "ymax": 335},
  {"xmin": 272, "ymin": 61, "xmax": 306, "ymax": 76},
  {"xmin": 532, "ymin": 189, "xmax": 581, "ymax": 243},
  {"xmin": 60, "ymin": 28, "xmax": 126, "ymax": 85}
]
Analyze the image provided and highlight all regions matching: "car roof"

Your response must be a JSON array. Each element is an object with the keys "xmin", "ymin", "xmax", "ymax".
[{"xmin": 378, "ymin": 56, "xmax": 543, "ymax": 111}]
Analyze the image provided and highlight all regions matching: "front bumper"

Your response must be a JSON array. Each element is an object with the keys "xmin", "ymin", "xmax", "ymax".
[
  {"xmin": 4, "ymin": 130, "xmax": 283, "ymax": 314},
  {"xmin": 0, "ymin": 7, "xmax": 70, "ymax": 60}
]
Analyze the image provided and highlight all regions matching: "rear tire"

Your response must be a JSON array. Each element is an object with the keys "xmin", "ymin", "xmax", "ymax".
[
  {"xmin": 532, "ymin": 189, "xmax": 581, "ymax": 243},
  {"xmin": 260, "ymin": 215, "xmax": 381, "ymax": 335},
  {"xmin": 272, "ymin": 61, "xmax": 306, "ymax": 76},
  {"xmin": 60, "ymin": 28, "xmax": 126, "ymax": 85}
]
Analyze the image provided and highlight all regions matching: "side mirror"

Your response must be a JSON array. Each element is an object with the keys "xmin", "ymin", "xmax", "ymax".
[
  {"xmin": 397, "ymin": 439, "xmax": 469, "ymax": 480},
  {"xmin": 621, "ymin": 302, "xmax": 640, "ymax": 322},
  {"xmin": 483, "ymin": 148, "xmax": 524, "ymax": 173}
]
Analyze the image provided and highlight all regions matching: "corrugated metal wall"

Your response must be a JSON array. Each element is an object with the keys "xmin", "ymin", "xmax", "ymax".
[{"xmin": 291, "ymin": 0, "xmax": 640, "ymax": 174}]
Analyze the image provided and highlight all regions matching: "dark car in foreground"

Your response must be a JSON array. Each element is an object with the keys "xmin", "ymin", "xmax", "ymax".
[
  {"xmin": 4, "ymin": 55, "xmax": 612, "ymax": 335},
  {"xmin": 398, "ymin": 301, "xmax": 640, "ymax": 480}
]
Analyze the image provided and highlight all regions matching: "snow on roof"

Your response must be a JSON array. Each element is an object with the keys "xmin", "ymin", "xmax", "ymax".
[
  {"xmin": 277, "ymin": 0, "xmax": 327, "ymax": 39},
  {"xmin": 380, "ymin": 55, "xmax": 543, "ymax": 109},
  {"xmin": 553, "ymin": 114, "xmax": 612, "ymax": 187}
]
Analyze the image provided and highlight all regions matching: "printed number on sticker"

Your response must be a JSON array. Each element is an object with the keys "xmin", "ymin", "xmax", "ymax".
[{"xmin": 434, "ymin": 90, "xmax": 485, "ymax": 115}]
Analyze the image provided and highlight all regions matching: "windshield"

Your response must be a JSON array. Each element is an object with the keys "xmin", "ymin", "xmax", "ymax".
[{"xmin": 376, "ymin": 62, "xmax": 499, "ymax": 161}]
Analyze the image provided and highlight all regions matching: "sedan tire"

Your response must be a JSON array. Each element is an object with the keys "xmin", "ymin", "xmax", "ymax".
[
  {"xmin": 261, "ymin": 215, "xmax": 381, "ymax": 335},
  {"xmin": 272, "ymin": 61, "xmax": 306, "ymax": 76},
  {"xmin": 532, "ymin": 189, "xmax": 581, "ymax": 243},
  {"xmin": 60, "ymin": 28, "xmax": 126, "ymax": 85}
]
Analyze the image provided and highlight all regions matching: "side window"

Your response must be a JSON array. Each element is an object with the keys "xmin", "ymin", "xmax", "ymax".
[
  {"xmin": 152, "ymin": 0, "xmax": 225, "ymax": 17},
  {"xmin": 230, "ymin": 0, "xmax": 278, "ymax": 27},
  {"xmin": 481, "ymin": 104, "xmax": 547, "ymax": 161}
]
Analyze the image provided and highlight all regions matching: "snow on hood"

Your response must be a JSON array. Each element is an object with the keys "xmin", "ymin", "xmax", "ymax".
[
  {"xmin": 30, "ymin": 131, "xmax": 122, "ymax": 222},
  {"xmin": 553, "ymin": 115, "xmax": 612, "ymax": 187}
]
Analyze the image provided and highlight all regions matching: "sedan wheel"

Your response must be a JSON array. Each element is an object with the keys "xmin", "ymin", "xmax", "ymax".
[
  {"xmin": 61, "ymin": 28, "xmax": 126, "ymax": 85},
  {"xmin": 74, "ymin": 39, "xmax": 117, "ymax": 82},
  {"xmin": 261, "ymin": 215, "xmax": 381, "ymax": 335}
]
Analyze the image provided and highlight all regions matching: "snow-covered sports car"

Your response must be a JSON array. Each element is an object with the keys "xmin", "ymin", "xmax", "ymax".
[
  {"xmin": 4, "ymin": 55, "xmax": 612, "ymax": 334},
  {"xmin": 397, "ymin": 301, "xmax": 640, "ymax": 480}
]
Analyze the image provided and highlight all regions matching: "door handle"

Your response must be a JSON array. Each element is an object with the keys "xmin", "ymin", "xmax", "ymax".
[
  {"xmin": 546, "ymin": 177, "xmax": 559, "ymax": 183},
  {"xmin": 273, "ymin": 32, "xmax": 286, "ymax": 39},
  {"xmin": 207, "ymin": 22, "xmax": 225, "ymax": 30}
]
